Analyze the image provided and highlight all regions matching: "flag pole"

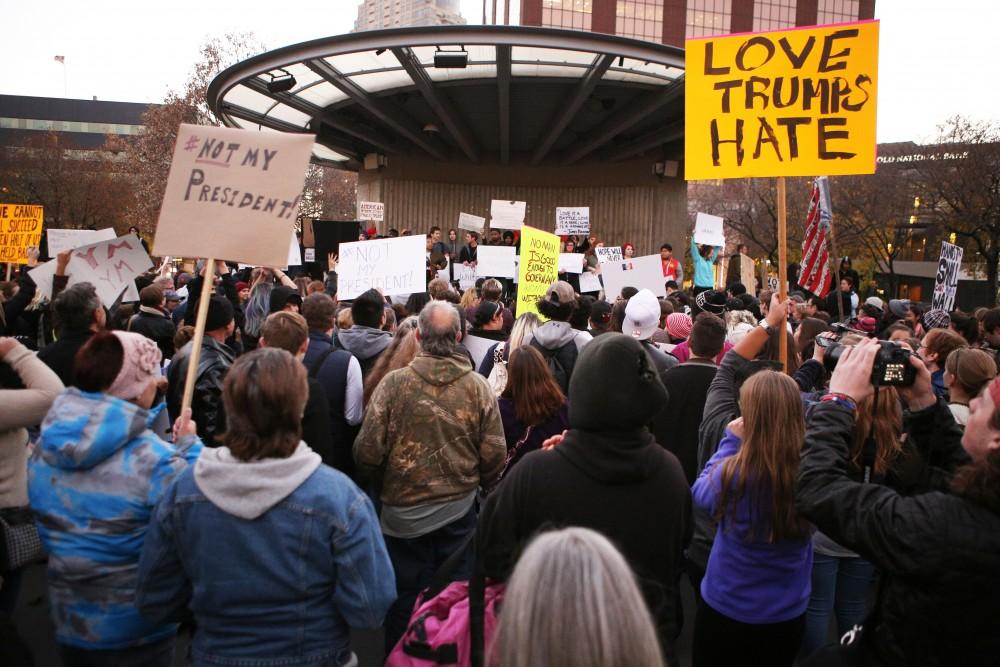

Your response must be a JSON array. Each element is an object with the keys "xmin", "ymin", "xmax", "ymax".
[
  {"xmin": 777, "ymin": 176, "xmax": 788, "ymax": 373},
  {"xmin": 828, "ymin": 215, "xmax": 845, "ymax": 322},
  {"xmin": 181, "ymin": 258, "xmax": 217, "ymax": 419}
]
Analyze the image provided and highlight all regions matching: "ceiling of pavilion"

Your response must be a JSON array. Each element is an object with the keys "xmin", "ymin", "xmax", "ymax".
[{"xmin": 207, "ymin": 26, "xmax": 686, "ymax": 170}]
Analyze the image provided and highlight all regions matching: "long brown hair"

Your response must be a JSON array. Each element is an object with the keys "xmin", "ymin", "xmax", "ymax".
[
  {"xmin": 715, "ymin": 371, "xmax": 809, "ymax": 542},
  {"xmin": 501, "ymin": 346, "xmax": 565, "ymax": 426},
  {"xmin": 363, "ymin": 316, "xmax": 419, "ymax": 405},
  {"xmin": 852, "ymin": 387, "xmax": 903, "ymax": 476},
  {"xmin": 760, "ymin": 328, "xmax": 800, "ymax": 374}
]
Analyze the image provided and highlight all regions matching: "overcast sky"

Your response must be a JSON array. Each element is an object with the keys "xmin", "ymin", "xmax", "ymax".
[{"xmin": 1, "ymin": 0, "xmax": 992, "ymax": 145}]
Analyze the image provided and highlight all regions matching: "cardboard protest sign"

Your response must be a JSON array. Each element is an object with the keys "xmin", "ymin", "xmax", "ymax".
[
  {"xmin": 685, "ymin": 20, "xmax": 879, "ymax": 179},
  {"xmin": 359, "ymin": 201, "xmax": 385, "ymax": 222},
  {"xmin": 579, "ymin": 271, "xmax": 602, "ymax": 293},
  {"xmin": 47, "ymin": 228, "xmax": 117, "ymax": 256},
  {"xmin": 0, "ymin": 204, "xmax": 43, "ymax": 263},
  {"xmin": 490, "ymin": 200, "xmax": 526, "ymax": 230},
  {"xmin": 516, "ymin": 226, "xmax": 559, "ymax": 317},
  {"xmin": 29, "ymin": 234, "xmax": 152, "ymax": 308},
  {"xmin": 337, "ymin": 234, "xmax": 425, "ymax": 300},
  {"xmin": 558, "ymin": 253, "xmax": 584, "ymax": 273},
  {"xmin": 153, "ymin": 124, "xmax": 313, "ymax": 266},
  {"xmin": 555, "ymin": 207, "xmax": 590, "ymax": 235},
  {"xmin": 931, "ymin": 241, "xmax": 963, "ymax": 312},
  {"xmin": 477, "ymin": 246, "xmax": 517, "ymax": 278},
  {"xmin": 595, "ymin": 246, "xmax": 624, "ymax": 264},
  {"xmin": 601, "ymin": 254, "xmax": 667, "ymax": 300},
  {"xmin": 458, "ymin": 212, "xmax": 486, "ymax": 234},
  {"xmin": 694, "ymin": 212, "xmax": 726, "ymax": 247}
]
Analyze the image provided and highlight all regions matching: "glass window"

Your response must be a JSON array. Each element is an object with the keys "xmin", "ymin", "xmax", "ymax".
[
  {"xmin": 817, "ymin": 0, "xmax": 860, "ymax": 24},
  {"xmin": 686, "ymin": 0, "xmax": 732, "ymax": 38},
  {"xmin": 618, "ymin": 1, "xmax": 664, "ymax": 41},
  {"xmin": 753, "ymin": 0, "xmax": 796, "ymax": 31},
  {"xmin": 540, "ymin": 0, "xmax": 592, "ymax": 31}
]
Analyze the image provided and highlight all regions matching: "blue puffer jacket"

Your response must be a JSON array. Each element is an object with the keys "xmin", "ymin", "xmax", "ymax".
[{"xmin": 28, "ymin": 388, "xmax": 202, "ymax": 650}]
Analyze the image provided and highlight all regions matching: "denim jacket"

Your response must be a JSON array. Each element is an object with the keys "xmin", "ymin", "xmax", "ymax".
[{"xmin": 135, "ymin": 443, "xmax": 396, "ymax": 667}]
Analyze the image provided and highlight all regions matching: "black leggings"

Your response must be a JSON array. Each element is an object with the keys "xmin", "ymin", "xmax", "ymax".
[{"xmin": 693, "ymin": 598, "xmax": 805, "ymax": 667}]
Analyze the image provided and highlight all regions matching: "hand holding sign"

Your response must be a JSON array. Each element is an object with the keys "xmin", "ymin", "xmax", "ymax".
[{"xmin": 693, "ymin": 212, "xmax": 726, "ymax": 247}]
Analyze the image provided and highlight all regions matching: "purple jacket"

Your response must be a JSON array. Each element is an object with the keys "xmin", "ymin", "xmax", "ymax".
[{"xmin": 497, "ymin": 399, "xmax": 569, "ymax": 475}]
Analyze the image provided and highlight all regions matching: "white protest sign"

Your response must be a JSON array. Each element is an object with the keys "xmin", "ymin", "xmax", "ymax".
[
  {"xmin": 338, "ymin": 234, "xmax": 425, "ymax": 299},
  {"xmin": 359, "ymin": 201, "xmax": 385, "ymax": 222},
  {"xmin": 439, "ymin": 261, "xmax": 479, "ymax": 290},
  {"xmin": 304, "ymin": 248, "xmax": 316, "ymax": 262},
  {"xmin": 461, "ymin": 334, "xmax": 497, "ymax": 370},
  {"xmin": 693, "ymin": 212, "xmax": 726, "ymax": 247},
  {"xmin": 489, "ymin": 200, "xmax": 526, "ymax": 230},
  {"xmin": 595, "ymin": 246, "xmax": 623, "ymax": 264},
  {"xmin": 29, "ymin": 234, "xmax": 152, "ymax": 308},
  {"xmin": 555, "ymin": 207, "xmax": 590, "ymax": 235},
  {"xmin": 47, "ymin": 228, "xmax": 117, "ymax": 256},
  {"xmin": 600, "ymin": 254, "xmax": 666, "ymax": 300},
  {"xmin": 476, "ymin": 246, "xmax": 516, "ymax": 278},
  {"xmin": 287, "ymin": 232, "xmax": 302, "ymax": 267},
  {"xmin": 558, "ymin": 253, "xmax": 584, "ymax": 273},
  {"xmin": 153, "ymin": 124, "xmax": 313, "ymax": 266},
  {"xmin": 579, "ymin": 271, "xmax": 602, "ymax": 293},
  {"xmin": 458, "ymin": 212, "xmax": 485, "ymax": 233},
  {"xmin": 931, "ymin": 241, "xmax": 963, "ymax": 312}
]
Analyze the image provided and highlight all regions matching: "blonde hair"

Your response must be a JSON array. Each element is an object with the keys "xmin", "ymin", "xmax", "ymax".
[
  {"xmin": 508, "ymin": 312, "xmax": 541, "ymax": 352},
  {"xmin": 460, "ymin": 287, "xmax": 480, "ymax": 310},
  {"xmin": 716, "ymin": 371, "xmax": 809, "ymax": 542},
  {"xmin": 493, "ymin": 528, "xmax": 664, "ymax": 667}
]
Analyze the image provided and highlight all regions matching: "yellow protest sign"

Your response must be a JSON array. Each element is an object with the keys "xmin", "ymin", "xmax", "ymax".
[
  {"xmin": 0, "ymin": 204, "xmax": 44, "ymax": 263},
  {"xmin": 516, "ymin": 226, "xmax": 559, "ymax": 318},
  {"xmin": 685, "ymin": 20, "xmax": 879, "ymax": 180}
]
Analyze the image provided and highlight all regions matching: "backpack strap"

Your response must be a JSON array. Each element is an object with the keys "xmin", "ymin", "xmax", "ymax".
[{"xmin": 308, "ymin": 346, "xmax": 336, "ymax": 379}]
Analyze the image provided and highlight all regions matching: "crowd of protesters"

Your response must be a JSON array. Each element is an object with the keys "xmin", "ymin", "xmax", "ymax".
[{"xmin": 0, "ymin": 227, "xmax": 998, "ymax": 667}]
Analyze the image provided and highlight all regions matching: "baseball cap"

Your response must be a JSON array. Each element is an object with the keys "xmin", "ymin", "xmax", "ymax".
[
  {"xmin": 888, "ymin": 299, "xmax": 910, "ymax": 319},
  {"xmin": 545, "ymin": 280, "xmax": 576, "ymax": 306},
  {"xmin": 164, "ymin": 290, "xmax": 181, "ymax": 302},
  {"xmin": 864, "ymin": 296, "xmax": 885, "ymax": 312},
  {"xmin": 622, "ymin": 289, "xmax": 661, "ymax": 340}
]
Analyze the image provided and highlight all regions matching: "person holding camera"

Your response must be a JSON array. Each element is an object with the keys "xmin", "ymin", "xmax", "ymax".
[{"xmin": 797, "ymin": 338, "xmax": 1000, "ymax": 666}]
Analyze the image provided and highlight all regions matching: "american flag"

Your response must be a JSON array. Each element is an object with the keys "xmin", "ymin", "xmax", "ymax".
[{"xmin": 798, "ymin": 176, "xmax": 833, "ymax": 297}]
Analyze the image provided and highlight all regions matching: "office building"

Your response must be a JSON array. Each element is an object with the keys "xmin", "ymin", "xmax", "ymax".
[
  {"xmin": 520, "ymin": 0, "xmax": 875, "ymax": 47},
  {"xmin": 354, "ymin": 0, "xmax": 466, "ymax": 31}
]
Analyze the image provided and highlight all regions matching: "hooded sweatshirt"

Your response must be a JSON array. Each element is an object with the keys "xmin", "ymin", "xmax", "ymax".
[
  {"xmin": 336, "ymin": 324, "xmax": 393, "ymax": 376},
  {"xmin": 355, "ymin": 352, "xmax": 506, "ymax": 508},
  {"xmin": 28, "ymin": 388, "xmax": 202, "ymax": 650},
  {"xmin": 194, "ymin": 442, "xmax": 321, "ymax": 519},
  {"xmin": 528, "ymin": 320, "xmax": 592, "ymax": 353}
]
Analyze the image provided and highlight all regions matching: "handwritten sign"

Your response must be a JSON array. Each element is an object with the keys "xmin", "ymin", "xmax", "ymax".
[
  {"xmin": 694, "ymin": 212, "xmax": 726, "ymax": 247},
  {"xmin": 490, "ymin": 200, "xmax": 526, "ymax": 230},
  {"xmin": 477, "ymin": 246, "xmax": 516, "ymax": 278},
  {"xmin": 304, "ymin": 248, "xmax": 316, "ymax": 263},
  {"xmin": 558, "ymin": 253, "xmax": 584, "ymax": 273},
  {"xmin": 601, "ymin": 254, "xmax": 667, "ymax": 300},
  {"xmin": 29, "ymin": 234, "xmax": 152, "ymax": 308},
  {"xmin": 458, "ymin": 212, "xmax": 486, "ymax": 233},
  {"xmin": 685, "ymin": 21, "xmax": 879, "ymax": 179},
  {"xmin": 516, "ymin": 226, "xmax": 559, "ymax": 318},
  {"xmin": 438, "ymin": 261, "xmax": 479, "ymax": 290},
  {"xmin": 153, "ymin": 124, "xmax": 313, "ymax": 266},
  {"xmin": 579, "ymin": 271, "xmax": 602, "ymax": 293},
  {"xmin": 0, "ymin": 204, "xmax": 43, "ymax": 263},
  {"xmin": 47, "ymin": 228, "xmax": 117, "ymax": 256},
  {"xmin": 359, "ymin": 201, "xmax": 385, "ymax": 222},
  {"xmin": 337, "ymin": 234, "xmax": 425, "ymax": 300},
  {"xmin": 595, "ymin": 246, "xmax": 624, "ymax": 264},
  {"xmin": 555, "ymin": 207, "xmax": 590, "ymax": 235},
  {"xmin": 931, "ymin": 241, "xmax": 963, "ymax": 312}
]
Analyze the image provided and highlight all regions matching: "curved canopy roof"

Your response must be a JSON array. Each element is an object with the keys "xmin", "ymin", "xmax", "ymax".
[{"xmin": 207, "ymin": 26, "xmax": 685, "ymax": 170}]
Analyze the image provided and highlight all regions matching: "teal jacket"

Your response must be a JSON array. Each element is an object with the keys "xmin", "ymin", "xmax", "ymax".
[
  {"xmin": 691, "ymin": 237, "xmax": 720, "ymax": 288},
  {"xmin": 28, "ymin": 388, "xmax": 202, "ymax": 650}
]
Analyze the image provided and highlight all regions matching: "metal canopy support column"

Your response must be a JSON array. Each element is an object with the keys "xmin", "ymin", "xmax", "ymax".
[
  {"xmin": 530, "ymin": 53, "xmax": 614, "ymax": 165},
  {"xmin": 391, "ymin": 47, "xmax": 480, "ymax": 163},
  {"xmin": 560, "ymin": 76, "xmax": 684, "ymax": 165},
  {"xmin": 304, "ymin": 58, "xmax": 447, "ymax": 160},
  {"xmin": 243, "ymin": 77, "xmax": 398, "ymax": 155},
  {"xmin": 496, "ymin": 45, "xmax": 512, "ymax": 165},
  {"xmin": 602, "ymin": 119, "xmax": 685, "ymax": 161}
]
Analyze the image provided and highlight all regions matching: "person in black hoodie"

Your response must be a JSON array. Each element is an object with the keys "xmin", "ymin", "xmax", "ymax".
[{"xmin": 477, "ymin": 333, "xmax": 692, "ymax": 665}]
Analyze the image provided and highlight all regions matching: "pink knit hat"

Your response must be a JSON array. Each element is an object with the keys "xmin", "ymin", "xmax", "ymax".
[
  {"xmin": 108, "ymin": 331, "xmax": 162, "ymax": 401},
  {"xmin": 665, "ymin": 312, "xmax": 693, "ymax": 341}
]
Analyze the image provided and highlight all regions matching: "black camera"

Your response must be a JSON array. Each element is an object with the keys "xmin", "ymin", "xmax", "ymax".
[{"xmin": 822, "ymin": 339, "xmax": 916, "ymax": 387}]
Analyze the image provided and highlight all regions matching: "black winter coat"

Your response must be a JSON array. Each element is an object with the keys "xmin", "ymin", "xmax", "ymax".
[
  {"xmin": 798, "ymin": 399, "xmax": 1000, "ymax": 666},
  {"xmin": 166, "ymin": 337, "xmax": 235, "ymax": 445},
  {"xmin": 128, "ymin": 308, "xmax": 176, "ymax": 359},
  {"xmin": 477, "ymin": 427, "xmax": 692, "ymax": 665}
]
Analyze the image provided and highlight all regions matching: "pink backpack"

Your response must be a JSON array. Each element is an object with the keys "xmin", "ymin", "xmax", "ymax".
[{"xmin": 385, "ymin": 580, "xmax": 504, "ymax": 667}]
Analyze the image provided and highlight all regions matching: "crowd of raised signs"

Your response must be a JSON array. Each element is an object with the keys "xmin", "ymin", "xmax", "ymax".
[{"xmin": 0, "ymin": 225, "xmax": 998, "ymax": 667}]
